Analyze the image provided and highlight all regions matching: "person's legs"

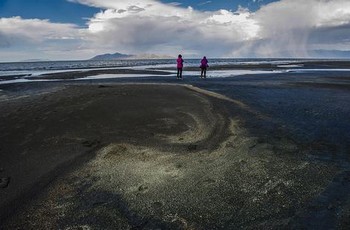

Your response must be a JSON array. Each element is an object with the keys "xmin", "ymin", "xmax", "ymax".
[
  {"xmin": 179, "ymin": 68, "xmax": 183, "ymax": 79},
  {"xmin": 203, "ymin": 68, "xmax": 207, "ymax": 78},
  {"xmin": 177, "ymin": 68, "xmax": 180, "ymax": 79},
  {"xmin": 200, "ymin": 68, "xmax": 204, "ymax": 78}
]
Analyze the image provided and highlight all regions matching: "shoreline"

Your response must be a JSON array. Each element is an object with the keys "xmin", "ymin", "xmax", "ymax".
[{"xmin": 2, "ymin": 59, "xmax": 350, "ymax": 83}]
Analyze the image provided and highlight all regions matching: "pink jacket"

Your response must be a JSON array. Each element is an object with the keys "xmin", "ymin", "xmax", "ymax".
[
  {"xmin": 200, "ymin": 58, "xmax": 208, "ymax": 68},
  {"xmin": 177, "ymin": 58, "xmax": 184, "ymax": 68}
]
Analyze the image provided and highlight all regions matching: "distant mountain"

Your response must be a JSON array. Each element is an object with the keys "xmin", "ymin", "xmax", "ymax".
[
  {"xmin": 90, "ymin": 52, "xmax": 133, "ymax": 60},
  {"xmin": 90, "ymin": 52, "xmax": 173, "ymax": 60},
  {"xmin": 22, "ymin": 59, "xmax": 51, "ymax": 62}
]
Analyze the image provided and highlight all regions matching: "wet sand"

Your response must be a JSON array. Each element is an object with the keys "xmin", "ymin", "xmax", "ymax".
[
  {"xmin": 26, "ymin": 69, "xmax": 171, "ymax": 80},
  {"xmin": 0, "ymin": 84, "xmax": 231, "ymax": 227},
  {"xmin": 0, "ymin": 79, "xmax": 349, "ymax": 229}
]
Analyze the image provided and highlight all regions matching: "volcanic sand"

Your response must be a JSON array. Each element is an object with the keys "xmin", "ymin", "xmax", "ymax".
[{"xmin": 0, "ymin": 84, "xmax": 346, "ymax": 229}]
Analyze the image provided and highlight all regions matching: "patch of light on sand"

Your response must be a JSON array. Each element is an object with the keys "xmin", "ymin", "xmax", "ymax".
[
  {"xmin": 187, "ymin": 70, "xmax": 283, "ymax": 78},
  {"xmin": 0, "ymin": 69, "xmax": 95, "ymax": 78},
  {"xmin": 77, "ymin": 74, "xmax": 164, "ymax": 80},
  {"xmin": 287, "ymin": 69, "xmax": 350, "ymax": 73},
  {"xmin": 0, "ymin": 71, "xmax": 29, "ymax": 77},
  {"xmin": 277, "ymin": 64, "xmax": 305, "ymax": 68},
  {"xmin": 0, "ymin": 79, "xmax": 31, "ymax": 85},
  {"xmin": 0, "ymin": 73, "xmax": 163, "ymax": 85},
  {"xmin": 9, "ymin": 68, "xmax": 130, "ymax": 78},
  {"xmin": 0, "ymin": 78, "xmax": 55, "ymax": 85},
  {"xmin": 120, "ymin": 64, "xmax": 177, "ymax": 73}
]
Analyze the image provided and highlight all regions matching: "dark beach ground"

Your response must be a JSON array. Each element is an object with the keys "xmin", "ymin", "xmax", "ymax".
[{"xmin": 0, "ymin": 62, "xmax": 350, "ymax": 229}]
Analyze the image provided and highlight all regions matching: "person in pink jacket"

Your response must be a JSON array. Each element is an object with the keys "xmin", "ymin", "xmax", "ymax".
[
  {"xmin": 176, "ymin": 54, "xmax": 184, "ymax": 79},
  {"xmin": 200, "ymin": 56, "xmax": 209, "ymax": 78}
]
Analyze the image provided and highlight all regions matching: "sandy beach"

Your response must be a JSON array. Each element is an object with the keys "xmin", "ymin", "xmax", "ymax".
[{"xmin": 0, "ymin": 64, "xmax": 350, "ymax": 229}]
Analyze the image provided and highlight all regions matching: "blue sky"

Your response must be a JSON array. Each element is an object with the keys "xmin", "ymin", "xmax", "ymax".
[
  {"xmin": 161, "ymin": 0, "xmax": 276, "ymax": 12},
  {"xmin": 1, "ymin": 0, "xmax": 350, "ymax": 61},
  {"xmin": 0, "ymin": 0, "xmax": 275, "ymax": 25},
  {"xmin": 0, "ymin": 0, "xmax": 99, "ymax": 25}
]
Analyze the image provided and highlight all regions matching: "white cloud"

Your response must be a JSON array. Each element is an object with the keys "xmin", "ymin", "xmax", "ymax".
[
  {"xmin": 0, "ymin": 17, "xmax": 80, "ymax": 45},
  {"xmin": 246, "ymin": 0, "xmax": 350, "ymax": 57},
  {"xmin": 74, "ymin": 0, "xmax": 350, "ymax": 57},
  {"xmin": 0, "ymin": 17, "xmax": 93, "ymax": 60},
  {"xmin": 75, "ymin": 0, "xmax": 259, "ymax": 57},
  {"xmin": 2, "ymin": 0, "xmax": 350, "ymax": 61}
]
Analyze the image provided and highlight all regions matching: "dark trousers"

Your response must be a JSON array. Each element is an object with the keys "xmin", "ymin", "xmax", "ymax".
[
  {"xmin": 201, "ymin": 68, "xmax": 207, "ymax": 78},
  {"xmin": 177, "ymin": 68, "xmax": 183, "ymax": 79}
]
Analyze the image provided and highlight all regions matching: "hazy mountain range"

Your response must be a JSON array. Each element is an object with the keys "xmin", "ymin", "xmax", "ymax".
[{"xmin": 90, "ymin": 52, "xmax": 173, "ymax": 60}]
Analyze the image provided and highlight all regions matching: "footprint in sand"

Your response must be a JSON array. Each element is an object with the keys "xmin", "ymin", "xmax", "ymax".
[
  {"xmin": 138, "ymin": 184, "xmax": 149, "ymax": 193},
  {"xmin": 81, "ymin": 139, "xmax": 101, "ymax": 148},
  {"xmin": 0, "ymin": 177, "xmax": 10, "ymax": 188},
  {"xmin": 152, "ymin": 201, "xmax": 164, "ymax": 215},
  {"xmin": 202, "ymin": 178, "xmax": 216, "ymax": 185}
]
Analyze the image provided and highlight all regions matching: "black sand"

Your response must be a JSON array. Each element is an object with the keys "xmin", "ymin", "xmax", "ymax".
[{"xmin": 0, "ymin": 67, "xmax": 350, "ymax": 229}]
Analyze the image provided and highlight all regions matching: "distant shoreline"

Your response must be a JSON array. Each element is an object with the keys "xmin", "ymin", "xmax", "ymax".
[{"xmin": 1, "ymin": 59, "xmax": 350, "ymax": 85}]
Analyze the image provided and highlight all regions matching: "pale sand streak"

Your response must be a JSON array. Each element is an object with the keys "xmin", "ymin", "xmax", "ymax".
[{"xmin": 183, "ymin": 84, "xmax": 270, "ymax": 120}]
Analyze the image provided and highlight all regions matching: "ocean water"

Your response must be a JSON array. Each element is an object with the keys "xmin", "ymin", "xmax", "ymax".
[
  {"xmin": 1, "ymin": 58, "xmax": 350, "ymax": 84},
  {"xmin": 0, "ymin": 58, "xmax": 298, "ymax": 70},
  {"xmin": 0, "ymin": 58, "xmax": 303, "ymax": 75}
]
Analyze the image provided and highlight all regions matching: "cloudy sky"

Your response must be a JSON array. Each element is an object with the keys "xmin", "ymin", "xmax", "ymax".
[{"xmin": 0, "ymin": 0, "xmax": 350, "ymax": 61}]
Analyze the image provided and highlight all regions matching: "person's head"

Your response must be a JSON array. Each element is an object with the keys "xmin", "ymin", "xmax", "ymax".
[
  {"xmin": 203, "ymin": 56, "xmax": 206, "ymax": 59},
  {"xmin": 178, "ymin": 54, "xmax": 182, "ymax": 58}
]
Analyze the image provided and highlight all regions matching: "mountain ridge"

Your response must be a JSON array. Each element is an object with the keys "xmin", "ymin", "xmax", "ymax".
[{"xmin": 90, "ymin": 52, "xmax": 173, "ymax": 60}]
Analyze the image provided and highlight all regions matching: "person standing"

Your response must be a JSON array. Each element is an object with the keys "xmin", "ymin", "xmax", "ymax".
[
  {"xmin": 177, "ymin": 54, "xmax": 184, "ymax": 79},
  {"xmin": 200, "ymin": 56, "xmax": 209, "ymax": 78}
]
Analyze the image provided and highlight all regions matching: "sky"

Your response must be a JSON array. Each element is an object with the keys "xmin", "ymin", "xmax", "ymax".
[{"xmin": 0, "ymin": 0, "xmax": 350, "ymax": 61}]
